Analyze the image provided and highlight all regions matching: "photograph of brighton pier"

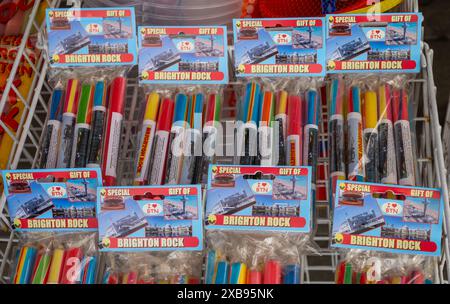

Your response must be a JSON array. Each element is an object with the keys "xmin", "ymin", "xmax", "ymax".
[
  {"xmin": 163, "ymin": 195, "xmax": 198, "ymax": 220},
  {"xmin": 327, "ymin": 24, "xmax": 371, "ymax": 62},
  {"xmin": 235, "ymin": 29, "xmax": 278, "ymax": 69},
  {"xmin": 103, "ymin": 17, "xmax": 133, "ymax": 39},
  {"xmin": 292, "ymin": 26, "xmax": 323, "ymax": 49},
  {"xmin": 49, "ymin": 21, "xmax": 91, "ymax": 55},
  {"xmin": 9, "ymin": 182, "xmax": 54, "ymax": 219},
  {"xmin": 100, "ymin": 199, "xmax": 148, "ymax": 239},
  {"xmin": 272, "ymin": 175, "xmax": 308, "ymax": 200},
  {"xmin": 66, "ymin": 179, "xmax": 97, "ymax": 202},
  {"xmin": 139, "ymin": 36, "xmax": 181, "ymax": 72},
  {"xmin": 333, "ymin": 197, "xmax": 385, "ymax": 235},
  {"xmin": 195, "ymin": 35, "xmax": 224, "ymax": 57},
  {"xmin": 403, "ymin": 198, "xmax": 440, "ymax": 224},
  {"xmin": 386, "ymin": 22, "xmax": 417, "ymax": 45},
  {"xmin": 206, "ymin": 177, "xmax": 256, "ymax": 217}
]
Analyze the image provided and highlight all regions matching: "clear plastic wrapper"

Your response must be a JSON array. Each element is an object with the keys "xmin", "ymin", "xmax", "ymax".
[
  {"xmin": 205, "ymin": 230, "xmax": 319, "ymax": 284},
  {"xmin": 133, "ymin": 85, "xmax": 224, "ymax": 186},
  {"xmin": 328, "ymin": 74, "xmax": 417, "ymax": 207},
  {"xmin": 235, "ymin": 77, "xmax": 323, "ymax": 168},
  {"xmin": 235, "ymin": 77, "xmax": 324, "ymax": 230},
  {"xmin": 10, "ymin": 232, "xmax": 98, "ymax": 284},
  {"xmin": 39, "ymin": 68, "xmax": 128, "ymax": 187},
  {"xmin": 102, "ymin": 251, "xmax": 203, "ymax": 284},
  {"xmin": 335, "ymin": 250, "xmax": 435, "ymax": 284}
]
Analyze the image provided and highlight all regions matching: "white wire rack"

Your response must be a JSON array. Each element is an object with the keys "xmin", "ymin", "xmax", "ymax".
[
  {"xmin": 1, "ymin": 0, "xmax": 449, "ymax": 284},
  {"xmin": 0, "ymin": 0, "xmax": 63, "ymax": 281}
]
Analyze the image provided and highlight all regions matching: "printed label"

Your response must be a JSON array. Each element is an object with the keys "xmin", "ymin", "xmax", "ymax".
[
  {"xmin": 378, "ymin": 119, "xmax": 397, "ymax": 184},
  {"xmin": 394, "ymin": 120, "xmax": 415, "ymax": 186},
  {"xmin": 347, "ymin": 113, "xmax": 364, "ymax": 181},
  {"xmin": 165, "ymin": 126, "xmax": 185, "ymax": 184},
  {"xmin": 236, "ymin": 123, "xmax": 258, "ymax": 165},
  {"xmin": 87, "ymin": 108, "xmax": 106, "ymax": 166},
  {"xmin": 275, "ymin": 115, "xmax": 287, "ymax": 165},
  {"xmin": 138, "ymin": 26, "xmax": 228, "ymax": 84},
  {"xmin": 40, "ymin": 120, "xmax": 61, "ymax": 169},
  {"xmin": 180, "ymin": 129, "xmax": 201, "ymax": 184},
  {"xmin": 135, "ymin": 120, "xmax": 156, "ymax": 182},
  {"xmin": 97, "ymin": 185, "xmax": 203, "ymax": 251},
  {"xmin": 332, "ymin": 180, "xmax": 443, "ymax": 256},
  {"xmin": 329, "ymin": 116, "xmax": 345, "ymax": 173},
  {"xmin": 303, "ymin": 124, "xmax": 319, "ymax": 183},
  {"xmin": 72, "ymin": 124, "xmax": 91, "ymax": 168},
  {"xmin": 46, "ymin": 7, "xmax": 138, "ymax": 67},
  {"xmin": 149, "ymin": 131, "xmax": 170, "ymax": 185},
  {"xmin": 206, "ymin": 165, "xmax": 312, "ymax": 233},
  {"xmin": 233, "ymin": 18, "xmax": 326, "ymax": 77},
  {"xmin": 258, "ymin": 126, "xmax": 274, "ymax": 165},
  {"xmin": 57, "ymin": 114, "xmax": 76, "ymax": 168},
  {"xmin": 2, "ymin": 168, "xmax": 102, "ymax": 231},
  {"xmin": 286, "ymin": 135, "xmax": 301, "ymax": 166},
  {"xmin": 326, "ymin": 13, "xmax": 423, "ymax": 73},
  {"xmin": 363, "ymin": 129, "xmax": 379, "ymax": 183},
  {"xmin": 105, "ymin": 112, "xmax": 123, "ymax": 178}
]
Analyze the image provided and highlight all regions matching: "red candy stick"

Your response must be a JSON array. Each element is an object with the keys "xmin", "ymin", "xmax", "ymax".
[
  {"xmin": 60, "ymin": 247, "xmax": 83, "ymax": 284},
  {"xmin": 102, "ymin": 76, "xmax": 126, "ymax": 186},
  {"xmin": 247, "ymin": 269, "xmax": 263, "ymax": 284},
  {"xmin": 263, "ymin": 260, "xmax": 281, "ymax": 284}
]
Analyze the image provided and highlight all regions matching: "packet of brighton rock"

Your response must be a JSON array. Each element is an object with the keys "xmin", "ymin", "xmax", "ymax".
[
  {"xmin": 97, "ymin": 185, "xmax": 203, "ymax": 284},
  {"xmin": 2, "ymin": 168, "xmax": 102, "ymax": 284},
  {"xmin": 205, "ymin": 165, "xmax": 319, "ymax": 284},
  {"xmin": 134, "ymin": 25, "xmax": 229, "ymax": 186}
]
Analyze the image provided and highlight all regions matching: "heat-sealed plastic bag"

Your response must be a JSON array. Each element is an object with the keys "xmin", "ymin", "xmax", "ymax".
[
  {"xmin": 102, "ymin": 251, "xmax": 203, "ymax": 284},
  {"xmin": 328, "ymin": 74, "xmax": 417, "ymax": 206},
  {"xmin": 205, "ymin": 230, "xmax": 318, "ymax": 284},
  {"xmin": 335, "ymin": 250, "xmax": 435, "ymax": 284},
  {"xmin": 134, "ymin": 85, "xmax": 223, "ymax": 186},
  {"xmin": 10, "ymin": 231, "xmax": 98, "ymax": 284}
]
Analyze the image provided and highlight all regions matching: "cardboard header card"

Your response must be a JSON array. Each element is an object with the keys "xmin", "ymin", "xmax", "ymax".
[
  {"xmin": 138, "ymin": 26, "xmax": 229, "ymax": 84},
  {"xmin": 205, "ymin": 165, "xmax": 313, "ymax": 233},
  {"xmin": 331, "ymin": 180, "xmax": 443, "ymax": 256},
  {"xmin": 3, "ymin": 168, "xmax": 102, "ymax": 231},
  {"xmin": 46, "ymin": 7, "xmax": 138, "ymax": 67},
  {"xmin": 233, "ymin": 18, "xmax": 326, "ymax": 77},
  {"xmin": 325, "ymin": 13, "xmax": 423, "ymax": 73},
  {"xmin": 97, "ymin": 185, "xmax": 203, "ymax": 252}
]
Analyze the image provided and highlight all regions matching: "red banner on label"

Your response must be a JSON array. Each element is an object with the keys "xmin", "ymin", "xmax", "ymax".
[
  {"xmin": 107, "ymin": 236, "xmax": 199, "ymax": 249},
  {"xmin": 211, "ymin": 215, "xmax": 306, "ymax": 228},
  {"xmin": 7, "ymin": 169, "xmax": 99, "ymax": 182},
  {"xmin": 237, "ymin": 19, "xmax": 322, "ymax": 28},
  {"xmin": 332, "ymin": 60, "xmax": 416, "ymax": 71},
  {"xmin": 104, "ymin": 186, "xmax": 199, "ymax": 197},
  {"xmin": 146, "ymin": 71, "xmax": 224, "ymax": 81},
  {"xmin": 212, "ymin": 166, "xmax": 309, "ymax": 176},
  {"xmin": 331, "ymin": 15, "xmax": 419, "ymax": 24},
  {"xmin": 243, "ymin": 64, "xmax": 322, "ymax": 74},
  {"xmin": 49, "ymin": 9, "xmax": 132, "ymax": 19},
  {"xmin": 338, "ymin": 233, "xmax": 437, "ymax": 253},
  {"xmin": 56, "ymin": 53, "xmax": 134, "ymax": 64},
  {"xmin": 19, "ymin": 218, "xmax": 98, "ymax": 229}
]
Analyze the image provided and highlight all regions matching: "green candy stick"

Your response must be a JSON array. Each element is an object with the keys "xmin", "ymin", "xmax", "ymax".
[
  {"xmin": 32, "ymin": 250, "xmax": 52, "ymax": 284},
  {"xmin": 344, "ymin": 263, "xmax": 353, "ymax": 284}
]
